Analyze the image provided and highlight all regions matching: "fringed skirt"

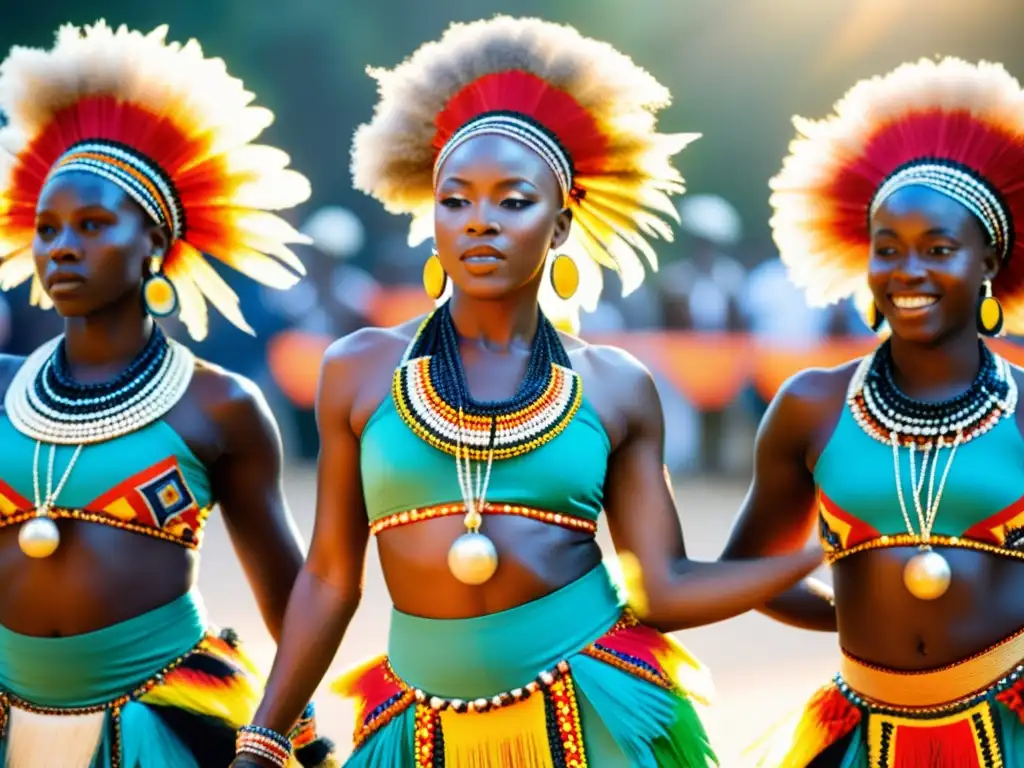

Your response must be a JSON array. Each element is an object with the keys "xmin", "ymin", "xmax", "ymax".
[
  {"xmin": 334, "ymin": 563, "xmax": 718, "ymax": 767},
  {"xmin": 747, "ymin": 626, "xmax": 1024, "ymax": 767},
  {"xmin": 0, "ymin": 588, "xmax": 335, "ymax": 768}
]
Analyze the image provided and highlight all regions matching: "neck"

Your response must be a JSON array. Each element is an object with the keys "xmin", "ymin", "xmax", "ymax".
[
  {"xmin": 887, "ymin": 325, "xmax": 982, "ymax": 402},
  {"xmin": 62, "ymin": 300, "xmax": 154, "ymax": 383},
  {"xmin": 447, "ymin": 288, "xmax": 541, "ymax": 351}
]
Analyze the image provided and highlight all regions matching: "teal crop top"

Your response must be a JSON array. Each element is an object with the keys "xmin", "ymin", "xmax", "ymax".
[
  {"xmin": 814, "ymin": 404, "xmax": 1024, "ymax": 562},
  {"xmin": 0, "ymin": 414, "xmax": 213, "ymax": 548},
  {"xmin": 360, "ymin": 393, "xmax": 610, "ymax": 535}
]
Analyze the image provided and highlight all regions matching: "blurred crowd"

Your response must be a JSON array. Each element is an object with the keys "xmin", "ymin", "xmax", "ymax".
[{"xmin": 0, "ymin": 195, "xmax": 875, "ymax": 475}]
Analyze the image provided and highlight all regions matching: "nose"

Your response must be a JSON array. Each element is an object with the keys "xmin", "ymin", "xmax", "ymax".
[
  {"xmin": 464, "ymin": 203, "xmax": 500, "ymax": 237},
  {"xmin": 45, "ymin": 229, "xmax": 82, "ymax": 263},
  {"xmin": 892, "ymin": 250, "xmax": 928, "ymax": 285}
]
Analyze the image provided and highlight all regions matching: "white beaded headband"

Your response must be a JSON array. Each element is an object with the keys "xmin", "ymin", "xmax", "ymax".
[
  {"xmin": 870, "ymin": 161, "xmax": 1011, "ymax": 259},
  {"xmin": 433, "ymin": 113, "xmax": 574, "ymax": 202}
]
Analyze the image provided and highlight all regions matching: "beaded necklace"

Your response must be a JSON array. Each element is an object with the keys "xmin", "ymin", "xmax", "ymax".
[
  {"xmin": 847, "ymin": 340, "xmax": 1017, "ymax": 599},
  {"xmin": 392, "ymin": 303, "xmax": 582, "ymax": 460},
  {"xmin": 5, "ymin": 325, "xmax": 195, "ymax": 558},
  {"xmin": 392, "ymin": 304, "xmax": 583, "ymax": 584}
]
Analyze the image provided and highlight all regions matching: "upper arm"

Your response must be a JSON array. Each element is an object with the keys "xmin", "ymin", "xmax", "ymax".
[
  {"xmin": 303, "ymin": 335, "xmax": 373, "ymax": 600},
  {"xmin": 210, "ymin": 374, "xmax": 302, "ymax": 564},
  {"xmin": 721, "ymin": 369, "xmax": 839, "ymax": 559},
  {"xmin": 599, "ymin": 349, "xmax": 687, "ymax": 584}
]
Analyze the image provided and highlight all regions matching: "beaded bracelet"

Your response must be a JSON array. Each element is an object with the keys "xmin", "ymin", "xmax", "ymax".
[
  {"xmin": 236, "ymin": 724, "xmax": 292, "ymax": 767},
  {"xmin": 288, "ymin": 701, "xmax": 318, "ymax": 751}
]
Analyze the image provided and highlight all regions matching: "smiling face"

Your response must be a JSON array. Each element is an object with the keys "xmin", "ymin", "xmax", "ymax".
[
  {"xmin": 433, "ymin": 133, "xmax": 572, "ymax": 301},
  {"xmin": 32, "ymin": 172, "xmax": 167, "ymax": 318},
  {"xmin": 868, "ymin": 185, "xmax": 999, "ymax": 344}
]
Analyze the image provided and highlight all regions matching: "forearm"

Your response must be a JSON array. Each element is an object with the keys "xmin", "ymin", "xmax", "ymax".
[
  {"xmin": 760, "ymin": 576, "xmax": 837, "ymax": 632},
  {"xmin": 639, "ymin": 550, "xmax": 823, "ymax": 632},
  {"xmin": 250, "ymin": 566, "xmax": 359, "ymax": 734}
]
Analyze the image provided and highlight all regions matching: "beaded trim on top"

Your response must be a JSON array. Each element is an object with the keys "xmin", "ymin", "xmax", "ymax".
[
  {"xmin": 391, "ymin": 305, "xmax": 583, "ymax": 461},
  {"xmin": 846, "ymin": 340, "xmax": 1017, "ymax": 448},
  {"xmin": 4, "ymin": 325, "xmax": 194, "ymax": 445}
]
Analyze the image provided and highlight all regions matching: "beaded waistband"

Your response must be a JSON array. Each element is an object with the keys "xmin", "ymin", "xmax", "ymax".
[
  {"xmin": 824, "ymin": 533, "xmax": 1024, "ymax": 565},
  {"xmin": 839, "ymin": 624, "xmax": 1024, "ymax": 711},
  {"xmin": 369, "ymin": 501, "xmax": 597, "ymax": 536},
  {"xmin": 0, "ymin": 505, "xmax": 211, "ymax": 549}
]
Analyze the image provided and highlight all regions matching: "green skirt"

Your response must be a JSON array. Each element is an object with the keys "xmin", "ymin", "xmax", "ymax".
[
  {"xmin": 334, "ymin": 563, "xmax": 718, "ymax": 767},
  {"xmin": 0, "ymin": 588, "xmax": 332, "ymax": 768}
]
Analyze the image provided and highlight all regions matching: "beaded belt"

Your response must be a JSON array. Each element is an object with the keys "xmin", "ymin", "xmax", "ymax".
[
  {"xmin": 369, "ymin": 502, "xmax": 597, "ymax": 536},
  {"xmin": 839, "ymin": 624, "xmax": 1024, "ymax": 710}
]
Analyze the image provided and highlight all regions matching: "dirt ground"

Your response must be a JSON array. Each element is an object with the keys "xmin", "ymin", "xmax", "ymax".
[{"xmin": 198, "ymin": 465, "xmax": 838, "ymax": 767}]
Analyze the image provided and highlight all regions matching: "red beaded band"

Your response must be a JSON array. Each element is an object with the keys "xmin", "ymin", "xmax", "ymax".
[{"xmin": 369, "ymin": 501, "xmax": 597, "ymax": 537}]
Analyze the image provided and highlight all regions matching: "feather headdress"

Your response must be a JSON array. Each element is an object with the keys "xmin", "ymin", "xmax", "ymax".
[
  {"xmin": 351, "ymin": 15, "xmax": 699, "ymax": 330},
  {"xmin": 770, "ymin": 57, "xmax": 1024, "ymax": 332},
  {"xmin": 0, "ymin": 21, "xmax": 311, "ymax": 340}
]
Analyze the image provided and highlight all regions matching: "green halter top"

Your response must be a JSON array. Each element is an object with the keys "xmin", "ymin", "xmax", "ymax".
[
  {"xmin": 814, "ymin": 394, "xmax": 1024, "ymax": 562},
  {"xmin": 0, "ymin": 413, "xmax": 213, "ymax": 548},
  {"xmin": 360, "ymin": 392, "xmax": 609, "ymax": 531}
]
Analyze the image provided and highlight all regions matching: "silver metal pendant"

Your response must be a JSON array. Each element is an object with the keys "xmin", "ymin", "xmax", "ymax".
[
  {"xmin": 447, "ymin": 531, "xmax": 499, "ymax": 585},
  {"xmin": 19, "ymin": 517, "xmax": 60, "ymax": 559},
  {"xmin": 903, "ymin": 547, "xmax": 951, "ymax": 600}
]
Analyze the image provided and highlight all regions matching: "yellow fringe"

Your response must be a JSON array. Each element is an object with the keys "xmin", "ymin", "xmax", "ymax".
[{"xmin": 438, "ymin": 693, "xmax": 555, "ymax": 768}]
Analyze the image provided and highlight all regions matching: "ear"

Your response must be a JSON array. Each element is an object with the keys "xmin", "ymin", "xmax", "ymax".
[
  {"xmin": 981, "ymin": 243, "xmax": 1000, "ymax": 284},
  {"xmin": 146, "ymin": 224, "xmax": 170, "ymax": 273},
  {"xmin": 551, "ymin": 208, "xmax": 573, "ymax": 250}
]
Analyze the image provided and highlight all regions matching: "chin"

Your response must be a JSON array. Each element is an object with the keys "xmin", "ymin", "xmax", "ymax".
[
  {"xmin": 887, "ymin": 320, "xmax": 953, "ymax": 347},
  {"xmin": 452, "ymin": 278, "xmax": 520, "ymax": 301}
]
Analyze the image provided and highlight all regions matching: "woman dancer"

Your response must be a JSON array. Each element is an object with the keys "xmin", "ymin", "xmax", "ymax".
[
  {"xmin": 724, "ymin": 58, "xmax": 1024, "ymax": 766},
  {"xmin": 231, "ymin": 16, "xmax": 823, "ymax": 768},
  {"xmin": 0, "ymin": 21, "xmax": 334, "ymax": 768}
]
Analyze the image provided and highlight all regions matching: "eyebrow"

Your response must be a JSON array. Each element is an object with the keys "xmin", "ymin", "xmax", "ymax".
[
  {"xmin": 440, "ymin": 176, "xmax": 538, "ymax": 191},
  {"xmin": 873, "ymin": 227, "xmax": 958, "ymax": 238}
]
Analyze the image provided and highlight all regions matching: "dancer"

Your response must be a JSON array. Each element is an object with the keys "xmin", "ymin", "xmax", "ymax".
[
  {"xmin": 231, "ymin": 17, "xmax": 823, "ymax": 768},
  {"xmin": 0, "ymin": 21, "xmax": 334, "ymax": 768},
  {"xmin": 723, "ymin": 58, "xmax": 1024, "ymax": 766}
]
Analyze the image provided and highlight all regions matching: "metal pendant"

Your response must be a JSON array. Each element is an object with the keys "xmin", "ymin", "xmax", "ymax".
[
  {"xmin": 902, "ymin": 546, "xmax": 951, "ymax": 600},
  {"xmin": 447, "ymin": 531, "xmax": 499, "ymax": 585},
  {"xmin": 19, "ymin": 516, "xmax": 60, "ymax": 559}
]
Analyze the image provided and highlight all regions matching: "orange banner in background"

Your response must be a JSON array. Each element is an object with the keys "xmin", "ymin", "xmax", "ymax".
[{"xmin": 267, "ymin": 292, "xmax": 1024, "ymax": 410}]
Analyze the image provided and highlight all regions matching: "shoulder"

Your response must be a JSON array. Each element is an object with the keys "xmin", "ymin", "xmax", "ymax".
[
  {"xmin": 0, "ymin": 354, "xmax": 26, "ymax": 398},
  {"xmin": 757, "ymin": 358, "xmax": 861, "ymax": 455},
  {"xmin": 188, "ymin": 358, "xmax": 273, "ymax": 434},
  {"xmin": 771, "ymin": 358, "xmax": 859, "ymax": 412},
  {"xmin": 565, "ymin": 336, "xmax": 660, "ymax": 437},
  {"xmin": 320, "ymin": 317, "xmax": 421, "ymax": 390}
]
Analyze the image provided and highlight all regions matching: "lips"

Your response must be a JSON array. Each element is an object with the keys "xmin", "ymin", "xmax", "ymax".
[
  {"xmin": 460, "ymin": 245, "xmax": 506, "ymax": 262},
  {"xmin": 889, "ymin": 293, "xmax": 939, "ymax": 310},
  {"xmin": 45, "ymin": 271, "xmax": 86, "ymax": 292}
]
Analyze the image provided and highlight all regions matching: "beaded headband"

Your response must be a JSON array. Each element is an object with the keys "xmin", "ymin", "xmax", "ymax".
[
  {"xmin": 870, "ymin": 161, "xmax": 1011, "ymax": 260},
  {"xmin": 46, "ymin": 141, "xmax": 184, "ymax": 240},
  {"xmin": 432, "ymin": 112, "xmax": 573, "ymax": 202}
]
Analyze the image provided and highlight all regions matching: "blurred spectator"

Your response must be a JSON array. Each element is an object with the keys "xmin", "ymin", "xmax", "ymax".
[
  {"xmin": 659, "ymin": 194, "xmax": 747, "ymax": 332},
  {"xmin": 658, "ymin": 194, "xmax": 747, "ymax": 475}
]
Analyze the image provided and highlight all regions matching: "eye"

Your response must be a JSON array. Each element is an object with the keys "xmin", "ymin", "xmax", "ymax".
[
  {"xmin": 439, "ymin": 196, "xmax": 467, "ymax": 209},
  {"xmin": 873, "ymin": 245, "xmax": 898, "ymax": 257},
  {"xmin": 36, "ymin": 223, "xmax": 56, "ymax": 238},
  {"xmin": 500, "ymin": 198, "xmax": 534, "ymax": 210},
  {"xmin": 929, "ymin": 245, "xmax": 956, "ymax": 256},
  {"xmin": 80, "ymin": 218, "xmax": 105, "ymax": 232}
]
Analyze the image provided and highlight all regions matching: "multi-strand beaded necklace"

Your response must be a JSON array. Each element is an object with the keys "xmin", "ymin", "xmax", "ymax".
[
  {"xmin": 392, "ymin": 304, "xmax": 583, "ymax": 584},
  {"xmin": 4, "ymin": 326, "xmax": 194, "ymax": 557},
  {"xmin": 846, "ymin": 339, "xmax": 1017, "ymax": 599}
]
